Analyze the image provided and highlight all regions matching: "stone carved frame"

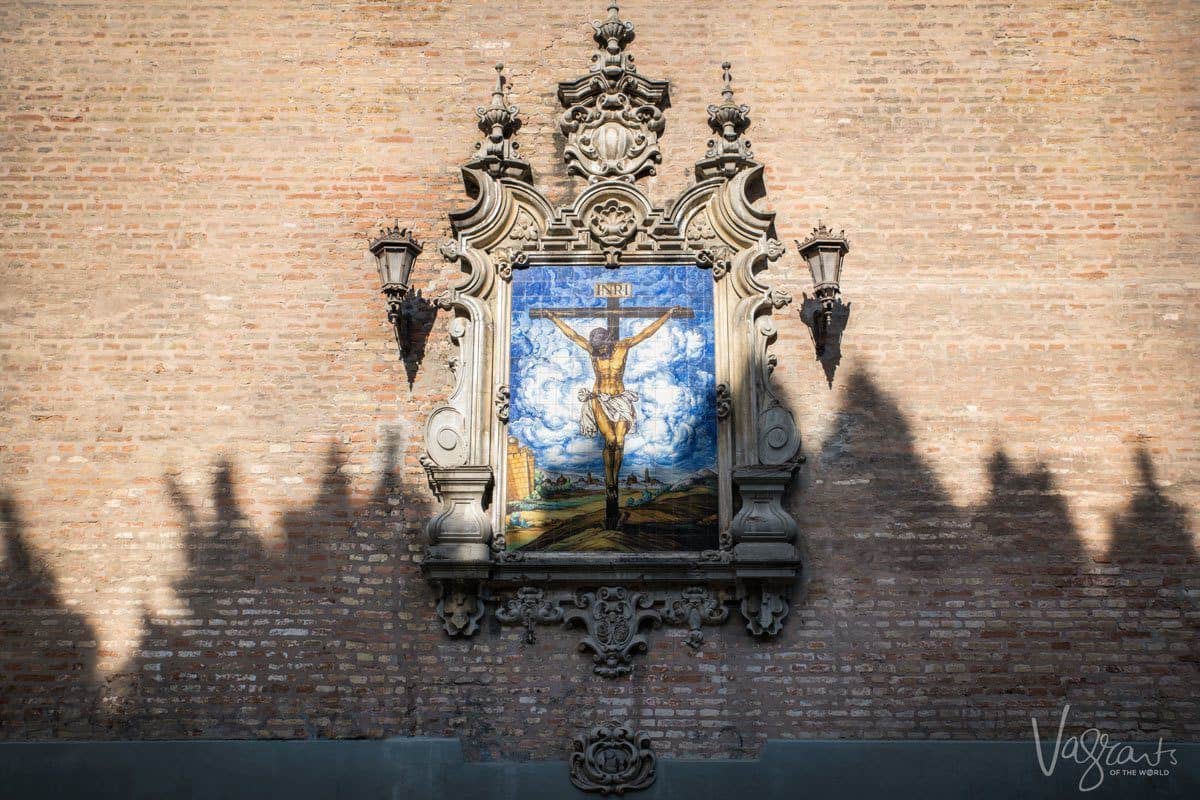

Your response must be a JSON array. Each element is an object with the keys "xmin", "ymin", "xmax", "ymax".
[{"xmin": 414, "ymin": 5, "xmax": 803, "ymax": 676}]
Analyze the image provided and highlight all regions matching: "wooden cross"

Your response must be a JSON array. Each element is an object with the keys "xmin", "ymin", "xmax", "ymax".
[{"xmin": 529, "ymin": 282, "xmax": 693, "ymax": 338}]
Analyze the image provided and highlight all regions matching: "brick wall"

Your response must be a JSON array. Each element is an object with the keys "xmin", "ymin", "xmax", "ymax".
[{"xmin": 1, "ymin": 0, "xmax": 1197, "ymax": 755}]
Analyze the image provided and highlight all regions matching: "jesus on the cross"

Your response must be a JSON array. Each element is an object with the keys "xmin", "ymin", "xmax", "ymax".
[{"xmin": 531, "ymin": 284, "xmax": 691, "ymax": 531}]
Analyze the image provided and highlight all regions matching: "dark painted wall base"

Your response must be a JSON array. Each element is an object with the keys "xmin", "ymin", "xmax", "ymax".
[{"xmin": 0, "ymin": 738, "xmax": 1195, "ymax": 799}]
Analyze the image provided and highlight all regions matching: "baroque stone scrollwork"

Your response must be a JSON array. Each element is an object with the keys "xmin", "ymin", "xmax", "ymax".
[
  {"xmin": 738, "ymin": 585, "xmax": 790, "ymax": 638},
  {"xmin": 436, "ymin": 584, "xmax": 486, "ymax": 637},
  {"xmin": 411, "ymin": 4, "xmax": 808, "ymax": 671},
  {"xmin": 564, "ymin": 587, "xmax": 661, "ymax": 677},
  {"xmin": 569, "ymin": 720, "xmax": 656, "ymax": 795},
  {"xmin": 509, "ymin": 208, "xmax": 541, "ymax": 244},
  {"xmin": 490, "ymin": 209, "xmax": 539, "ymax": 280},
  {"xmin": 664, "ymin": 587, "xmax": 729, "ymax": 651},
  {"xmin": 696, "ymin": 246, "xmax": 732, "ymax": 280},
  {"xmin": 767, "ymin": 286, "xmax": 793, "ymax": 309},
  {"xmin": 494, "ymin": 384, "xmax": 510, "ymax": 422},
  {"xmin": 687, "ymin": 210, "xmax": 733, "ymax": 280},
  {"xmin": 492, "ymin": 248, "xmax": 528, "ymax": 281},
  {"xmin": 496, "ymin": 587, "xmax": 564, "ymax": 643},
  {"xmin": 558, "ymin": 3, "xmax": 669, "ymax": 183},
  {"xmin": 762, "ymin": 237, "xmax": 788, "ymax": 265},
  {"xmin": 715, "ymin": 383, "xmax": 732, "ymax": 420},
  {"xmin": 489, "ymin": 527, "xmax": 507, "ymax": 556}
]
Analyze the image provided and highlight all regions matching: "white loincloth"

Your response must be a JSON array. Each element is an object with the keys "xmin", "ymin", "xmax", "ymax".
[{"xmin": 578, "ymin": 388, "xmax": 638, "ymax": 436}]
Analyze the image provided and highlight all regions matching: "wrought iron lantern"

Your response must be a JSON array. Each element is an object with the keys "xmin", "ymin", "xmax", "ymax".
[
  {"xmin": 369, "ymin": 223, "xmax": 422, "ymax": 358},
  {"xmin": 795, "ymin": 223, "xmax": 849, "ymax": 356}
]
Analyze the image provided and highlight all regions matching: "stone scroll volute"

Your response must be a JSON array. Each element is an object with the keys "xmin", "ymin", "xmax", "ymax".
[{"xmin": 409, "ymin": 5, "xmax": 805, "ymax": 665}]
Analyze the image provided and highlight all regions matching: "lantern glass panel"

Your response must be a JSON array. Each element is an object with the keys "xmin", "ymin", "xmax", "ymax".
[
  {"xmin": 375, "ymin": 251, "xmax": 389, "ymax": 286},
  {"xmin": 385, "ymin": 248, "xmax": 412, "ymax": 287},
  {"xmin": 819, "ymin": 248, "xmax": 841, "ymax": 285},
  {"xmin": 805, "ymin": 253, "xmax": 823, "ymax": 285}
]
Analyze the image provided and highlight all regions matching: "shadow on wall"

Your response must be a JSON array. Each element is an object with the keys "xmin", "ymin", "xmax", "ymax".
[
  {"xmin": 0, "ymin": 494, "xmax": 101, "ymax": 736},
  {"xmin": 118, "ymin": 434, "xmax": 430, "ymax": 738},
  {"xmin": 1103, "ymin": 448, "xmax": 1199, "ymax": 730},
  {"xmin": 799, "ymin": 368, "xmax": 1198, "ymax": 739},
  {"xmin": 0, "ymin": 433, "xmax": 434, "ymax": 739},
  {"xmin": 0, "ymin": 368, "xmax": 1196, "ymax": 746},
  {"xmin": 400, "ymin": 289, "xmax": 439, "ymax": 389},
  {"xmin": 798, "ymin": 295, "xmax": 851, "ymax": 388}
]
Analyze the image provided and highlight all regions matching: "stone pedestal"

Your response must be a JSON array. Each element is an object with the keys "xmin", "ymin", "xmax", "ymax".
[
  {"xmin": 425, "ymin": 465, "xmax": 493, "ymax": 563},
  {"xmin": 730, "ymin": 465, "xmax": 798, "ymax": 562}
]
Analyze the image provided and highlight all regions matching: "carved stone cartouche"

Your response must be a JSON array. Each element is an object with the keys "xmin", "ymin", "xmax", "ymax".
[
  {"xmin": 664, "ymin": 586, "xmax": 729, "ymax": 651},
  {"xmin": 565, "ymin": 586, "xmax": 661, "ymax": 677},
  {"xmin": 586, "ymin": 197, "xmax": 640, "ymax": 265},
  {"xmin": 436, "ymin": 584, "xmax": 486, "ymax": 637},
  {"xmin": 739, "ymin": 585, "xmax": 790, "ymax": 638},
  {"xmin": 569, "ymin": 719, "xmax": 656, "ymax": 795},
  {"xmin": 557, "ymin": 3, "xmax": 669, "ymax": 183},
  {"xmin": 496, "ymin": 586, "xmax": 563, "ymax": 643}
]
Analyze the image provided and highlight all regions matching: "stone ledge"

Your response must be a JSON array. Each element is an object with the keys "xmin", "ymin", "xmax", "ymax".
[{"xmin": 0, "ymin": 738, "xmax": 1195, "ymax": 799}]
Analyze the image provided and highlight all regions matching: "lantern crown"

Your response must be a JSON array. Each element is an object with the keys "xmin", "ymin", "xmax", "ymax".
[
  {"xmin": 370, "ymin": 223, "xmax": 423, "ymax": 290},
  {"xmin": 795, "ymin": 222, "xmax": 850, "ymax": 295}
]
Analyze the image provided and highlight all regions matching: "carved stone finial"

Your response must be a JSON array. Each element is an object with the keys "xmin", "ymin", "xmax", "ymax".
[
  {"xmin": 696, "ymin": 61, "xmax": 756, "ymax": 180},
  {"xmin": 720, "ymin": 61, "xmax": 735, "ymax": 103},
  {"xmin": 467, "ymin": 62, "xmax": 532, "ymax": 182},
  {"xmin": 477, "ymin": 63, "xmax": 519, "ymax": 148},
  {"xmin": 489, "ymin": 62, "xmax": 505, "ymax": 101},
  {"xmin": 592, "ymin": 3, "xmax": 635, "ymax": 57},
  {"xmin": 557, "ymin": 4, "xmax": 669, "ymax": 183}
]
